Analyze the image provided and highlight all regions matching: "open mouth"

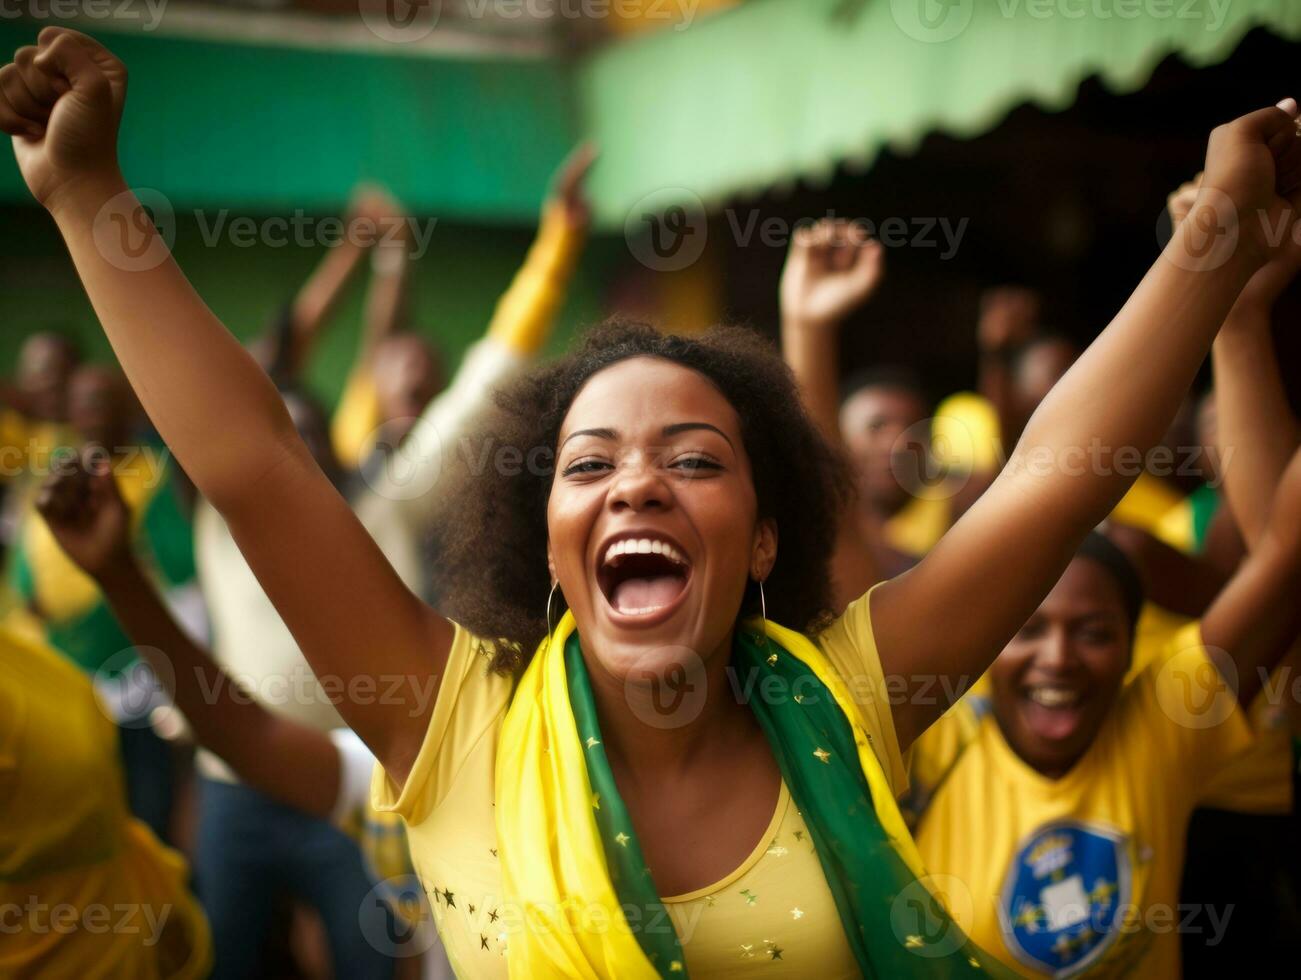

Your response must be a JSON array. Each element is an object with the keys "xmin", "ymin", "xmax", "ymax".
[
  {"xmin": 597, "ymin": 536, "xmax": 692, "ymax": 620},
  {"xmin": 1020, "ymin": 683, "xmax": 1088, "ymax": 741}
]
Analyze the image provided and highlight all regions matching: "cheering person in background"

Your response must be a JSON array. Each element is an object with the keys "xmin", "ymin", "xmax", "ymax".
[
  {"xmin": 7, "ymin": 27, "xmax": 1301, "ymax": 978},
  {"xmin": 903, "ymin": 442, "xmax": 1301, "ymax": 976},
  {"xmin": 35, "ymin": 448, "xmax": 451, "ymax": 980}
]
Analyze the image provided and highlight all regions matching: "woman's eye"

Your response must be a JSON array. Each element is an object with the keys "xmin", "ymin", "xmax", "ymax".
[
  {"xmin": 563, "ymin": 459, "xmax": 612, "ymax": 477},
  {"xmin": 1016, "ymin": 623, "xmax": 1045, "ymax": 641},
  {"xmin": 1080, "ymin": 628, "xmax": 1118, "ymax": 645},
  {"xmin": 670, "ymin": 456, "xmax": 722, "ymax": 474}
]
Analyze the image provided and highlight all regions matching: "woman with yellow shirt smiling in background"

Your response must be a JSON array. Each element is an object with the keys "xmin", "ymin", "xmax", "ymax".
[
  {"xmin": 7, "ymin": 27, "xmax": 1301, "ymax": 977},
  {"xmin": 905, "ymin": 475, "xmax": 1301, "ymax": 977}
]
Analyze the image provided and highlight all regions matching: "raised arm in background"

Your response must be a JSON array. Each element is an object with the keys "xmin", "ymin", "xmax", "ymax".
[
  {"xmin": 36, "ymin": 450, "xmax": 345, "ymax": 817},
  {"xmin": 868, "ymin": 100, "xmax": 1301, "ymax": 750},
  {"xmin": 779, "ymin": 218, "xmax": 885, "ymax": 611},
  {"xmin": 1167, "ymin": 173, "xmax": 1301, "ymax": 546},
  {"xmin": 359, "ymin": 142, "xmax": 595, "ymax": 521},
  {"xmin": 276, "ymin": 186, "xmax": 395, "ymax": 379},
  {"xmin": 1200, "ymin": 441, "xmax": 1301, "ymax": 705},
  {"xmin": 977, "ymin": 285, "xmax": 1041, "ymax": 455},
  {"xmin": 0, "ymin": 27, "xmax": 449, "ymax": 782}
]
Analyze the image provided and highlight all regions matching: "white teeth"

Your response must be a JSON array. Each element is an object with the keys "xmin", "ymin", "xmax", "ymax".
[
  {"xmin": 602, "ymin": 537, "xmax": 688, "ymax": 567},
  {"xmin": 1027, "ymin": 687, "xmax": 1081, "ymax": 708}
]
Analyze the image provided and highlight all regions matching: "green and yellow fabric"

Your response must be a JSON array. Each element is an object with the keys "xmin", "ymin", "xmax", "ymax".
[
  {"xmin": 496, "ymin": 609, "xmax": 1012, "ymax": 977},
  {"xmin": 8, "ymin": 443, "xmax": 195, "ymax": 675}
]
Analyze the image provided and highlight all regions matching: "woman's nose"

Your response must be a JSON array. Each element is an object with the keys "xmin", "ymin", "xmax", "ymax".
[
  {"xmin": 609, "ymin": 454, "xmax": 668, "ymax": 512},
  {"xmin": 1034, "ymin": 628, "xmax": 1073, "ymax": 671}
]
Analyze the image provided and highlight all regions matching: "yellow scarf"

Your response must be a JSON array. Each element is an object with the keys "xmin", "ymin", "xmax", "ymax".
[{"xmin": 494, "ymin": 610, "xmax": 933, "ymax": 977}]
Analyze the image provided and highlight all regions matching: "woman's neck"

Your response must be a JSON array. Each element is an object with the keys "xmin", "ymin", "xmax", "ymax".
[{"xmin": 584, "ymin": 630, "xmax": 759, "ymax": 789}]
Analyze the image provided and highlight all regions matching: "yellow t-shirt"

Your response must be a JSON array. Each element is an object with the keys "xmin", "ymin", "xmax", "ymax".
[
  {"xmin": 911, "ymin": 622, "xmax": 1259, "ymax": 978},
  {"xmin": 932, "ymin": 391, "xmax": 1002, "ymax": 475},
  {"xmin": 0, "ymin": 409, "xmax": 67, "ymax": 484},
  {"xmin": 1127, "ymin": 606, "xmax": 1292, "ymax": 815},
  {"xmin": 0, "ymin": 626, "xmax": 211, "ymax": 978},
  {"xmin": 883, "ymin": 493, "xmax": 953, "ymax": 559},
  {"xmin": 19, "ymin": 463, "xmax": 163, "ymax": 624},
  {"xmin": 371, "ymin": 592, "xmax": 906, "ymax": 978}
]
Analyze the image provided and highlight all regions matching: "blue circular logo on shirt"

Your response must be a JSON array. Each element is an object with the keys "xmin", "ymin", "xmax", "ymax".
[{"xmin": 1001, "ymin": 821, "xmax": 1131, "ymax": 977}]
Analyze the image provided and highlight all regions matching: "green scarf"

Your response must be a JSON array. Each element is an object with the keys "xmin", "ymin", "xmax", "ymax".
[{"xmin": 564, "ymin": 621, "xmax": 1011, "ymax": 978}]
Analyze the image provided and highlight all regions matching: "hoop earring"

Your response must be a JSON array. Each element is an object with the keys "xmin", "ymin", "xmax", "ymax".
[
  {"xmin": 545, "ymin": 581, "xmax": 560, "ymax": 644},
  {"xmin": 757, "ymin": 577, "xmax": 769, "ymax": 648}
]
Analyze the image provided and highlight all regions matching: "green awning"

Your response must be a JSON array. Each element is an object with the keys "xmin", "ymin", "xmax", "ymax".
[
  {"xmin": 2, "ymin": 2, "xmax": 1299, "ymax": 223},
  {"xmin": 578, "ymin": 0, "xmax": 1301, "ymax": 222}
]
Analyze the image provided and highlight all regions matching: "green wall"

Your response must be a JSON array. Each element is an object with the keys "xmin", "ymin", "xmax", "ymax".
[{"xmin": 0, "ymin": 20, "xmax": 578, "ymax": 221}]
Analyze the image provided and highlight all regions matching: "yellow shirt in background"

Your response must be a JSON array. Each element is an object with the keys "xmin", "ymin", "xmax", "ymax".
[
  {"xmin": 0, "ymin": 626, "xmax": 210, "ymax": 978},
  {"xmin": 0, "ymin": 409, "xmax": 66, "ymax": 484},
  {"xmin": 883, "ymin": 493, "xmax": 953, "ymax": 559},
  {"xmin": 912, "ymin": 623, "xmax": 1259, "ymax": 978},
  {"xmin": 371, "ymin": 593, "xmax": 906, "ymax": 979},
  {"xmin": 19, "ymin": 464, "xmax": 160, "ymax": 625},
  {"xmin": 932, "ymin": 391, "xmax": 1002, "ymax": 476}
]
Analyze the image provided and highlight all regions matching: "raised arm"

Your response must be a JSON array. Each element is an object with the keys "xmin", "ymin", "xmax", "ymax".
[
  {"xmin": 361, "ymin": 143, "xmax": 595, "ymax": 521},
  {"xmin": 873, "ymin": 100, "xmax": 1301, "ymax": 750},
  {"xmin": 36, "ymin": 452, "xmax": 345, "ymax": 817},
  {"xmin": 354, "ymin": 187, "xmax": 413, "ymax": 362},
  {"xmin": 1201, "ymin": 442, "xmax": 1301, "ymax": 706},
  {"xmin": 279, "ymin": 189, "xmax": 386, "ymax": 378},
  {"xmin": 976, "ymin": 286, "xmax": 1041, "ymax": 454},
  {"xmin": 1188, "ymin": 172, "xmax": 1301, "ymax": 547},
  {"xmin": 0, "ymin": 28, "xmax": 450, "ymax": 781},
  {"xmin": 779, "ymin": 218, "xmax": 885, "ymax": 610}
]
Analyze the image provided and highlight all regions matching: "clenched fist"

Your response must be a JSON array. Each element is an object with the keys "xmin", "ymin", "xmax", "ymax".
[
  {"xmin": 780, "ymin": 218, "xmax": 884, "ymax": 331},
  {"xmin": 0, "ymin": 28, "xmax": 127, "ymax": 210},
  {"xmin": 1196, "ymin": 97, "xmax": 1301, "ymax": 264}
]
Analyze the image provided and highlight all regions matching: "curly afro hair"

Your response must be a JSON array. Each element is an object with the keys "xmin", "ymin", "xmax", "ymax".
[{"xmin": 429, "ymin": 320, "xmax": 852, "ymax": 673}]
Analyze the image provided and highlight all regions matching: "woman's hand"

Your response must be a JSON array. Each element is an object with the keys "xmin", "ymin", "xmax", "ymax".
[
  {"xmin": 1171, "ymin": 171, "xmax": 1301, "ymax": 310},
  {"xmin": 1195, "ymin": 98, "xmax": 1301, "ymax": 267},
  {"xmin": 0, "ymin": 28, "xmax": 127, "ymax": 211},
  {"xmin": 977, "ymin": 286, "xmax": 1040, "ymax": 354},
  {"xmin": 35, "ymin": 447, "xmax": 133, "ymax": 581},
  {"xmin": 550, "ymin": 141, "xmax": 598, "ymax": 230},
  {"xmin": 780, "ymin": 218, "xmax": 884, "ymax": 332}
]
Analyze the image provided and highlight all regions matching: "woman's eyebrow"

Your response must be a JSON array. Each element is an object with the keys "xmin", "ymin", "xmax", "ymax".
[
  {"xmin": 662, "ymin": 422, "xmax": 734, "ymax": 449},
  {"xmin": 559, "ymin": 427, "xmax": 618, "ymax": 450}
]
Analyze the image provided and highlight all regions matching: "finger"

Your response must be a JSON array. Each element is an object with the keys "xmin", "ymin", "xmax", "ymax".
[
  {"xmin": 556, "ymin": 141, "xmax": 598, "ymax": 197},
  {"xmin": 0, "ymin": 65, "xmax": 45, "ymax": 138},
  {"xmin": 82, "ymin": 444, "xmax": 125, "ymax": 506},
  {"xmin": 36, "ymin": 464, "xmax": 88, "ymax": 524},
  {"xmin": 33, "ymin": 29, "xmax": 113, "ymax": 105},
  {"xmin": 0, "ymin": 63, "xmax": 49, "ymax": 135},
  {"xmin": 1232, "ymin": 102, "xmax": 1299, "ymax": 152},
  {"xmin": 14, "ymin": 45, "xmax": 62, "ymax": 106},
  {"xmin": 1276, "ymin": 136, "xmax": 1301, "ymax": 196}
]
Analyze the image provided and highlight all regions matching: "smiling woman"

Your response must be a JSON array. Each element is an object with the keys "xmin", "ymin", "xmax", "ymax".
[
  {"xmin": 6, "ymin": 24, "xmax": 1301, "ymax": 980},
  {"xmin": 430, "ymin": 320, "xmax": 846, "ymax": 674}
]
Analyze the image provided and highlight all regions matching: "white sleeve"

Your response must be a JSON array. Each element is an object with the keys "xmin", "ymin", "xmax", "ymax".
[
  {"xmin": 359, "ymin": 337, "xmax": 527, "ymax": 524},
  {"xmin": 328, "ymin": 728, "xmax": 378, "ymax": 827}
]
